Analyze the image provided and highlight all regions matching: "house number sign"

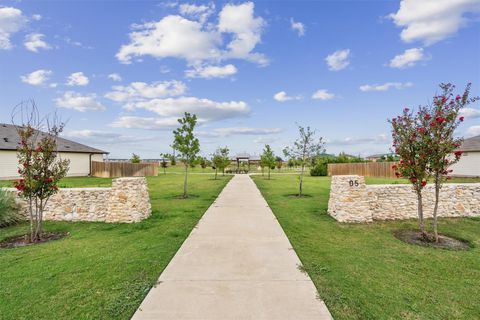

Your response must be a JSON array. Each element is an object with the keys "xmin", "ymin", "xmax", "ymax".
[{"xmin": 349, "ymin": 180, "xmax": 359, "ymax": 187}]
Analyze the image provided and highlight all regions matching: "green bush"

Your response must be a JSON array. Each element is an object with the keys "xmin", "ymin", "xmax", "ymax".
[
  {"xmin": 0, "ymin": 190, "xmax": 19, "ymax": 228},
  {"xmin": 310, "ymin": 162, "xmax": 328, "ymax": 176}
]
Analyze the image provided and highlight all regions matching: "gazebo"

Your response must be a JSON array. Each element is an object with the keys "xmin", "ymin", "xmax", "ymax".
[{"xmin": 231, "ymin": 152, "xmax": 261, "ymax": 173}]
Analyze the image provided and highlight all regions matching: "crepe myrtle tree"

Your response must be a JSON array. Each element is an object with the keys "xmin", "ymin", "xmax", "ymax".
[
  {"xmin": 172, "ymin": 112, "xmax": 200, "ymax": 198},
  {"xmin": 423, "ymin": 83, "xmax": 478, "ymax": 241},
  {"xmin": 390, "ymin": 107, "xmax": 431, "ymax": 238},
  {"xmin": 12, "ymin": 101, "xmax": 70, "ymax": 242},
  {"xmin": 283, "ymin": 125, "xmax": 325, "ymax": 196},
  {"xmin": 261, "ymin": 144, "xmax": 276, "ymax": 179}
]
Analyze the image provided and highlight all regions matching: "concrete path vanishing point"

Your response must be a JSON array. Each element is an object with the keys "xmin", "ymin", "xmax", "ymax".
[{"xmin": 132, "ymin": 174, "xmax": 332, "ymax": 320}]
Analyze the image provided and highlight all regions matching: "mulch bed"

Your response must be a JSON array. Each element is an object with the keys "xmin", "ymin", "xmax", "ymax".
[
  {"xmin": 0, "ymin": 232, "xmax": 69, "ymax": 249},
  {"xmin": 394, "ymin": 230, "xmax": 471, "ymax": 251}
]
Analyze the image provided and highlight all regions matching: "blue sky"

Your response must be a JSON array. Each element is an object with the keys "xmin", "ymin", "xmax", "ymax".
[{"xmin": 1, "ymin": 0, "xmax": 479, "ymax": 158}]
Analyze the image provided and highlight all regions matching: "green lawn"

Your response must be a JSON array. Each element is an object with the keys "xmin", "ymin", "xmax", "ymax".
[
  {"xmin": 0, "ymin": 174, "xmax": 231, "ymax": 320},
  {"xmin": 0, "ymin": 176, "xmax": 113, "ymax": 188},
  {"xmin": 252, "ymin": 175, "xmax": 480, "ymax": 320}
]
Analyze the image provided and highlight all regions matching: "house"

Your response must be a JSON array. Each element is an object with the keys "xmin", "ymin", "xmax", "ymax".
[
  {"xmin": 450, "ymin": 135, "xmax": 480, "ymax": 177},
  {"xmin": 0, "ymin": 123, "xmax": 108, "ymax": 179}
]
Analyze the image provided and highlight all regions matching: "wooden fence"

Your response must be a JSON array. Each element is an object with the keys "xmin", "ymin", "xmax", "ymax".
[
  {"xmin": 327, "ymin": 162, "xmax": 398, "ymax": 178},
  {"xmin": 91, "ymin": 161, "xmax": 158, "ymax": 178}
]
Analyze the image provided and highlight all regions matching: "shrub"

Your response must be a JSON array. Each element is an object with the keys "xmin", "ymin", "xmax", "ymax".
[
  {"xmin": 310, "ymin": 162, "xmax": 328, "ymax": 176},
  {"xmin": 0, "ymin": 190, "xmax": 19, "ymax": 228}
]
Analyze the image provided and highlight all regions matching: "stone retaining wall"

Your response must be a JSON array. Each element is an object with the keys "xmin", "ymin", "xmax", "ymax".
[
  {"xmin": 328, "ymin": 175, "xmax": 480, "ymax": 223},
  {"xmin": 4, "ymin": 177, "xmax": 151, "ymax": 223}
]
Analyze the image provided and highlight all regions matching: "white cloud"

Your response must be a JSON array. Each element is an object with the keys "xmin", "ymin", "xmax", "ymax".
[
  {"xmin": 111, "ymin": 116, "xmax": 179, "ymax": 130},
  {"xmin": 359, "ymin": 82, "xmax": 413, "ymax": 92},
  {"xmin": 20, "ymin": 69, "xmax": 52, "ymax": 86},
  {"xmin": 117, "ymin": 15, "xmax": 221, "ymax": 64},
  {"xmin": 66, "ymin": 72, "xmax": 89, "ymax": 86},
  {"xmin": 325, "ymin": 49, "xmax": 350, "ymax": 71},
  {"xmin": 467, "ymin": 125, "xmax": 480, "ymax": 137},
  {"xmin": 185, "ymin": 64, "xmax": 237, "ymax": 79},
  {"xmin": 389, "ymin": 0, "xmax": 480, "ymax": 45},
  {"xmin": 290, "ymin": 18, "xmax": 305, "ymax": 37},
  {"xmin": 0, "ymin": 7, "xmax": 27, "ymax": 50},
  {"xmin": 253, "ymin": 136, "xmax": 276, "ymax": 144},
  {"xmin": 218, "ymin": 2, "xmax": 267, "ymax": 65},
  {"xmin": 55, "ymin": 91, "xmax": 106, "ymax": 112},
  {"xmin": 24, "ymin": 33, "xmax": 50, "ymax": 52},
  {"xmin": 327, "ymin": 134, "xmax": 389, "ymax": 146},
  {"xmin": 312, "ymin": 89, "xmax": 335, "ymax": 100},
  {"xmin": 460, "ymin": 107, "xmax": 480, "ymax": 120},
  {"xmin": 117, "ymin": 2, "xmax": 267, "ymax": 66},
  {"xmin": 32, "ymin": 14, "xmax": 42, "ymax": 21},
  {"xmin": 389, "ymin": 48, "xmax": 427, "ymax": 69},
  {"xmin": 108, "ymin": 73, "xmax": 122, "ymax": 82},
  {"xmin": 105, "ymin": 80, "xmax": 186, "ymax": 102},
  {"xmin": 273, "ymin": 91, "xmax": 301, "ymax": 102},
  {"xmin": 211, "ymin": 127, "xmax": 282, "ymax": 137},
  {"xmin": 124, "ymin": 97, "xmax": 249, "ymax": 123},
  {"xmin": 179, "ymin": 3, "xmax": 215, "ymax": 24},
  {"xmin": 63, "ymin": 130, "xmax": 152, "ymax": 144}
]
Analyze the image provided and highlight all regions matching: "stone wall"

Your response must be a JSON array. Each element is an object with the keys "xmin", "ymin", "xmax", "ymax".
[
  {"xmin": 4, "ymin": 177, "xmax": 151, "ymax": 223},
  {"xmin": 328, "ymin": 175, "xmax": 480, "ymax": 223}
]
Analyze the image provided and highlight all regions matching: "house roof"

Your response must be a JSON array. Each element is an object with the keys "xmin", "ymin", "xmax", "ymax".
[
  {"xmin": 0, "ymin": 123, "xmax": 108, "ymax": 154},
  {"xmin": 459, "ymin": 135, "xmax": 480, "ymax": 152}
]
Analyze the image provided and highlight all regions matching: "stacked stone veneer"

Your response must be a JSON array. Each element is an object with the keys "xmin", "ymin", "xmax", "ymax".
[
  {"xmin": 328, "ymin": 175, "xmax": 480, "ymax": 223},
  {"xmin": 5, "ymin": 177, "xmax": 151, "ymax": 223}
]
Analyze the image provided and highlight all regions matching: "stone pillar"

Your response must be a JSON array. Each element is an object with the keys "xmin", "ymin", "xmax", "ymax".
[
  {"xmin": 107, "ymin": 177, "xmax": 152, "ymax": 223},
  {"xmin": 327, "ymin": 175, "xmax": 372, "ymax": 223}
]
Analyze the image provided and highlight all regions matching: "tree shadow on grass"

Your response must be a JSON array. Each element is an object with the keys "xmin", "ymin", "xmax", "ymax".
[{"xmin": 282, "ymin": 193, "xmax": 313, "ymax": 198}]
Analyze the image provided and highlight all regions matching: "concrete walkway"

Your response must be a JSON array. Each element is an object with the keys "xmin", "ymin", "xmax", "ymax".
[{"xmin": 132, "ymin": 175, "xmax": 332, "ymax": 320}]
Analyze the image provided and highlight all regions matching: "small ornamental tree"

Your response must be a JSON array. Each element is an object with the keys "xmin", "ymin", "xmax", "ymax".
[
  {"xmin": 199, "ymin": 157, "xmax": 208, "ymax": 171},
  {"xmin": 389, "ymin": 107, "xmax": 431, "ymax": 238},
  {"xmin": 276, "ymin": 156, "xmax": 283, "ymax": 170},
  {"xmin": 12, "ymin": 101, "xmax": 70, "ymax": 242},
  {"xmin": 160, "ymin": 157, "xmax": 168, "ymax": 175},
  {"xmin": 283, "ymin": 125, "xmax": 325, "ymax": 196},
  {"xmin": 130, "ymin": 153, "xmax": 141, "ymax": 163},
  {"xmin": 423, "ymin": 83, "xmax": 478, "ymax": 241},
  {"xmin": 261, "ymin": 145, "xmax": 276, "ymax": 179},
  {"xmin": 213, "ymin": 147, "xmax": 230, "ymax": 176},
  {"xmin": 172, "ymin": 112, "xmax": 200, "ymax": 198}
]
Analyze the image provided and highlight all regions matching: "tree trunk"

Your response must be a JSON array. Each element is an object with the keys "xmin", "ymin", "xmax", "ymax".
[
  {"xmin": 183, "ymin": 164, "xmax": 188, "ymax": 198},
  {"xmin": 268, "ymin": 167, "xmax": 271, "ymax": 180},
  {"xmin": 433, "ymin": 174, "xmax": 440, "ymax": 242},
  {"xmin": 163, "ymin": 166, "xmax": 166, "ymax": 175},
  {"xmin": 28, "ymin": 197, "xmax": 34, "ymax": 243},
  {"xmin": 215, "ymin": 168, "xmax": 218, "ymax": 180},
  {"xmin": 416, "ymin": 191, "xmax": 427, "ymax": 239},
  {"xmin": 299, "ymin": 164, "xmax": 305, "ymax": 196}
]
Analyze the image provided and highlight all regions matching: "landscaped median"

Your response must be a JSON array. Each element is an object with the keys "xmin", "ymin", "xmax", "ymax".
[
  {"xmin": 0, "ymin": 174, "xmax": 231, "ymax": 319},
  {"xmin": 252, "ymin": 174, "xmax": 480, "ymax": 319}
]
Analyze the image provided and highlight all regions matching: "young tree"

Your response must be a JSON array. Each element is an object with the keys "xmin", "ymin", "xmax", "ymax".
[
  {"xmin": 389, "ymin": 108, "xmax": 431, "ymax": 238},
  {"xmin": 283, "ymin": 125, "xmax": 325, "ymax": 196},
  {"xmin": 12, "ymin": 101, "xmax": 70, "ymax": 242},
  {"xmin": 130, "ymin": 153, "xmax": 141, "ymax": 163},
  {"xmin": 261, "ymin": 145, "xmax": 276, "ymax": 179},
  {"xmin": 287, "ymin": 158, "xmax": 295, "ymax": 170},
  {"xmin": 216, "ymin": 147, "xmax": 230, "ymax": 175},
  {"xmin": 199, "ymin": 157, "xmax": 208, "ymax": 171},
  {"xmin": 276, "ymin": 156, "xmax": 283, "ymax": 170},
  {"xmin": 172, "ymin": 112, "xmax": 200, "ymax": 198},
  {"xmin": 160, "ymin": 157, "xmax": 168, "ymax": 175},
  {"xmin": 423, "ymin": 83, "xmax": 477, "ymax": 241}
]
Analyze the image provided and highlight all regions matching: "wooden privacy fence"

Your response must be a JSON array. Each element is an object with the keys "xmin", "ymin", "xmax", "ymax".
[
  {"xmin": 91, "ymin": 161, "xmax": 158, "ymax": 178},
  {"xmin": 327, "ymin": 162, "xmax": 398, "ymax": 178}
]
